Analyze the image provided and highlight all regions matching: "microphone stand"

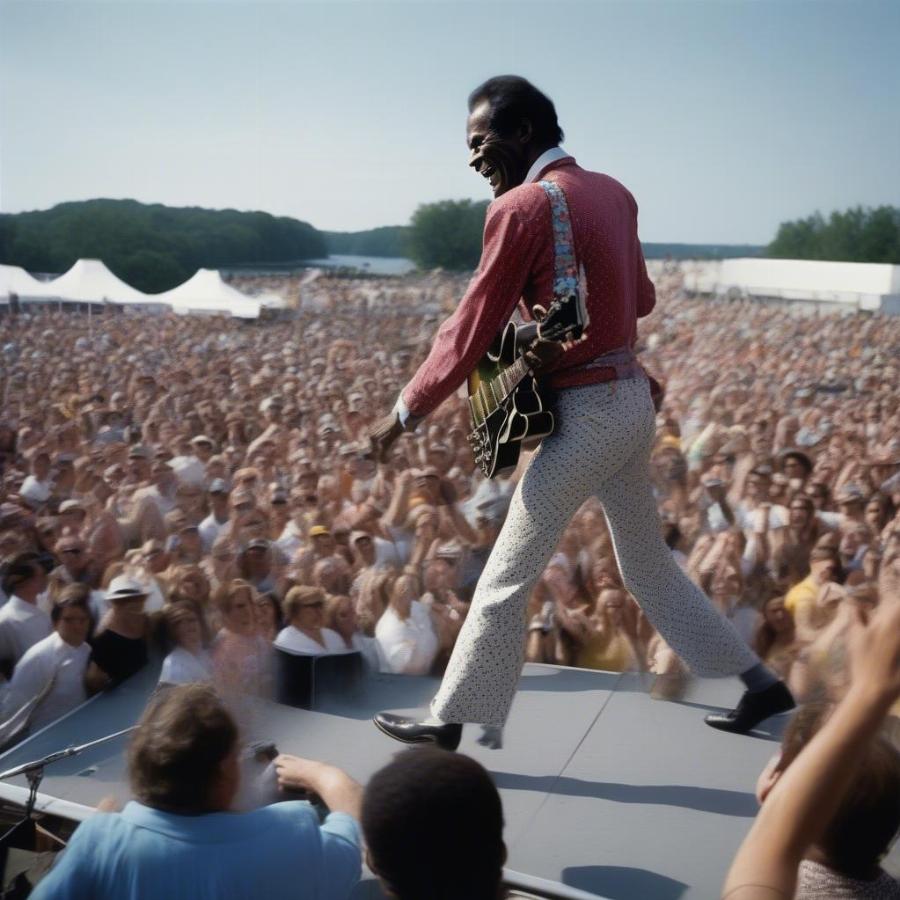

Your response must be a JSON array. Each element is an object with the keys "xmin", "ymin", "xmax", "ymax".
[{"xmin": 0, "ymin": 726, "xmax": 135, "ymax": 856}]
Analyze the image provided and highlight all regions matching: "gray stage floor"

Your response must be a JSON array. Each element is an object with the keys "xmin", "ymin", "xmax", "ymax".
[{"xmin": 0, "ymin": 664, "xmax": 795, "ymax": 899}]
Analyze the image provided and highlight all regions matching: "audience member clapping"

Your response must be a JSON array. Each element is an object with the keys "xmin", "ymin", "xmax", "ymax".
[{"xmin": 375, "ymin": 574, "xmax": 438, "ymax": 675}]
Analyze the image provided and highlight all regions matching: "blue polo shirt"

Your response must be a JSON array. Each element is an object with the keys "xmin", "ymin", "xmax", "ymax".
[{"xmin": 32, "ymin": 800, "xmax": 361, "ymax": 900}]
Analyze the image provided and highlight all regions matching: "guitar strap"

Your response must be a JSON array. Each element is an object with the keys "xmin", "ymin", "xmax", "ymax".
[
  {"xmin": 537, "ymin": 179, "xmax": 642, "ymax": 382},
  {"xmin": 537, "ymin": 179, "xmax": 586, "ymax": 320}
]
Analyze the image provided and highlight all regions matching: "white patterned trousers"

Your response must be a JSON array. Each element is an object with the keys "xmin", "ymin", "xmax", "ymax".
[{"xmin": 431, "ymin": 377, "xmax": 759, "ymax": 727}]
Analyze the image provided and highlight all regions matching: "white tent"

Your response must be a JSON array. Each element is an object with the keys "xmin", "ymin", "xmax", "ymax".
[
  {"xmin": 157, "ymin": 268, "xmax": 261, "ymax": 319},
  {"xmin": 44, "ymin": 259, "xmax": 168, "ymax": 310},
  {"xmin": 0, "ymin": 264, "xmax": 58, "ymax": 302},
  {"xmin": 683, "ymin": 258, "xmax": 900, "ymax": 313}
]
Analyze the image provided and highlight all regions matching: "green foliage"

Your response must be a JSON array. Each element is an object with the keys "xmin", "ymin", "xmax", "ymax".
[
  {"xmin": 768, "ymin": 206, "xmax": 900, "ymax": 264},
  {"xmin": 407, "ymin": 199, "xmax": 490, "ymax": 270},
  {"xmin": 323, "ymin": 226, "xmax": 410, "ymax": 258},
  {"xmin": 0, "ymin": 217, "xmax": 16, "ymax": 262},
  {"xmin": 117, "ymin": 250, "xmax": 189, "ymax": 295},
  {"xmin": 0, "ymin": 199, "xmax": 327, "ymax": 292}
]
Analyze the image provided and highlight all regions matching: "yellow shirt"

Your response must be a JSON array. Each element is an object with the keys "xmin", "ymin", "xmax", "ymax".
[
  {"xmin": 784, "ymin": 575, "xmax": 817, "ymax": 617},
  {"xmin": 576, "ymin": 633, "xmax": 635, "ymax": 672}
]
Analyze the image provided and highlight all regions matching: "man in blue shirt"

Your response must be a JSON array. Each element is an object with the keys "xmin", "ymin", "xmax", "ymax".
[{"xmin": 34, "ymin": 684, "xmax": 362, "ymax": 900}]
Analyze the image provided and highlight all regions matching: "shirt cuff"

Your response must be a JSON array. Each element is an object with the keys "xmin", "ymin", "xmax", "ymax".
[{"xmin": 392, "ymin": 392, "xmax": 423, "ymax": 433}]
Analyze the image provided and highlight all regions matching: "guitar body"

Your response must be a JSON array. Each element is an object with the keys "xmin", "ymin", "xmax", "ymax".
[{"xmin": 467, "ymin": 322, "xmax": 555, "ymax": 478}]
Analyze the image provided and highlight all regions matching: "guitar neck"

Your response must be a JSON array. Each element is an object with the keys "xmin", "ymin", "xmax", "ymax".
[{"xmin": 471, "ymin": 356, "xmax": 531, "ymax": 422}]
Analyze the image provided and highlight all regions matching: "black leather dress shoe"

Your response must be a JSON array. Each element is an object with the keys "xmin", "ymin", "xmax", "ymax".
[
  {"xmin": 373, "ymin": 713, "xmax": 463, "ymax": 751},
  {"xmin": 705, "ymin": 681, "xmax": 796, "ymax": 734}
]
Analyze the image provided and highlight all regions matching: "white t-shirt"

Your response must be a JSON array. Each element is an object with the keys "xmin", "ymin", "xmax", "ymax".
[
  {"xmin": 375, "ymin": 601, "xmax": 438, "ymax": 676},
  {"xmin": 0, "ymin": 596, "xmax": 53, "ymax": 668},
  {"xmin": 199, "ymin": 513, "xmax": 229, "ymax": 553},
  {"xmin": 159, "ymin": 646, "xmax": 213, "ymax": 685},
  {"xmin": 274, "ymin": 626, "xmax": 347, "ymax": 656},
  {"xmin": 275, "ymin": 522, "xmax": 305, "ymax": 561},
  {"xmin": 382, "ymin": 526, "xmax": 413, "ymax": 567},
  {"xmin": 168, "ymin": 456, "xmax": 207, "ymax": 487},
  {"xmin": 707, "ymin": 501, "xmax": 788, "ymax": 565},
  {"xmin": 1, "ymin": 632, "xmax": 90, "ymax": 732},
  {"xmin": 816, "ymin": 510, "xmax": 843, "ymax": 531},
  {"xmin": 372, "ymin": 536, "xmax": 402, "ymax": 569},
  {"xmin": 19, "ymin": 475, "xmax": 52, "ymax": 506}
]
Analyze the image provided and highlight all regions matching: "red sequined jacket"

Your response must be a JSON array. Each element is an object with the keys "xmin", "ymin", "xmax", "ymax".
[{"xmin": 401, "ymin": 155, "xmax": 656, "ymax": 419}]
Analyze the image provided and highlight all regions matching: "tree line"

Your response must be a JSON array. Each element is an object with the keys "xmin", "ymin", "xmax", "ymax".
[
  {"xmin": 406, "ymin": 201, "xmax": 900, "ymax": 270},
  {"xmin": 1, "ymin": 199, "xmax": 895, "ymax": 290},
  {"xmin": 0, "ymin": 199, "xmax": 326, "ymax": 293},
  {"xmin": 767, "ymin": 206, "xmax": 899, "ymax": 264}
]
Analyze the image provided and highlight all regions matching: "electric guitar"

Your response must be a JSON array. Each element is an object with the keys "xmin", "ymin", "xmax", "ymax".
[{"xmin": 467, "ymin": 287, "xmax": 588, "ymax": 478}]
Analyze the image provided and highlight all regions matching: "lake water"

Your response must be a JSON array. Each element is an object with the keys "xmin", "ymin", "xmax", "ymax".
[{"xmin": 304, "ymin": 254, "xmax": 417, "ymax": 276}]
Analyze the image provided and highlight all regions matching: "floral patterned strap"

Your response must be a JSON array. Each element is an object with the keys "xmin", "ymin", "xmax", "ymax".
[{"xmin": 538, "ymin": 179, "xmax": 579, "ymax": 301}]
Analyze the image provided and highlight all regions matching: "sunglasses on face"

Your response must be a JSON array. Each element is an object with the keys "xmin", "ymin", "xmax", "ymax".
[
  {"xmin": 301, "ymin": 601, "xmax": 325, "ymax": 609},
  {"xmin": 61, "ymin": 548, "xmax": 84, "ymax": 556}
]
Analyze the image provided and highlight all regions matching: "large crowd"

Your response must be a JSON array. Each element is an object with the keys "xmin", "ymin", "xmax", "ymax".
[{"xmin": 0, "ymin": 266, "xmax": 899, "ymax": 897}]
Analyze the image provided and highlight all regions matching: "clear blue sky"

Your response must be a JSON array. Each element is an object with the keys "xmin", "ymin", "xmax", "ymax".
[{"xmin": 1, "ymin": 0, "xmax": 897, "ymax": 244}]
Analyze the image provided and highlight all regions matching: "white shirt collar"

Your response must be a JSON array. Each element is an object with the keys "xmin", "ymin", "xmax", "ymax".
[
  {"xmin": 525, "ymin": 146, "xmax": 569, "ymax": 185},
  {"xmin": 9, "ymin": 594, "xmax": 38, "ymax": 614}
]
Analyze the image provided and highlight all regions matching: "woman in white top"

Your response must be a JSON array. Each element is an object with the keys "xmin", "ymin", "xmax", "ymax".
[
  {"xmin": 275, "ymin": 586, "xmax": 346, "ymax": 656},
  {"xmin": 325, "ymin": 593, "xmax": 383, "ymax": 670},
  {"xmin": 159, "ymin": 603, "xmax": 213, "ymax": 686},
  {"xmin": 375, "ymin": 574, "xmax": 438, "ymax": 675},
  {"xmin": 0, "ymin": 585, "xmax": 92, "ymax": 739}
]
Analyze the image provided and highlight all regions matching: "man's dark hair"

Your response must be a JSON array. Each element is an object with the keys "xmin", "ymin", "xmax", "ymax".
[
  {"xmin": 778, "ymin": 702, "xmax": 900, "ymax": 878},
  {"xmin": 1, "ymin": 552, "xmax": 42, "ymax": 597},
  {"xmin": 362, "ymin": 747, "xmax": 506, "ymax": 900},
  {"xmin": 128, "ymin": 684, "xmax": 237, "ymax": 813},
  {"xmin": 468, "ymin": 75, "xmax": 563, "ymax": 146}
]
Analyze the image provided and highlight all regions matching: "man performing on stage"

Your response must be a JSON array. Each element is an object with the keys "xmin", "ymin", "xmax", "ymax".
[{"xmin": 369, "ymin": 75, "xmax": 794, "ymax": 750}]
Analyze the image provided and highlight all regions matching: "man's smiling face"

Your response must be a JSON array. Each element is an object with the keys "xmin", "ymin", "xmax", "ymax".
[{"xmin": 466, "ymin": 100, "xmax": 531, "ymax": 199}]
